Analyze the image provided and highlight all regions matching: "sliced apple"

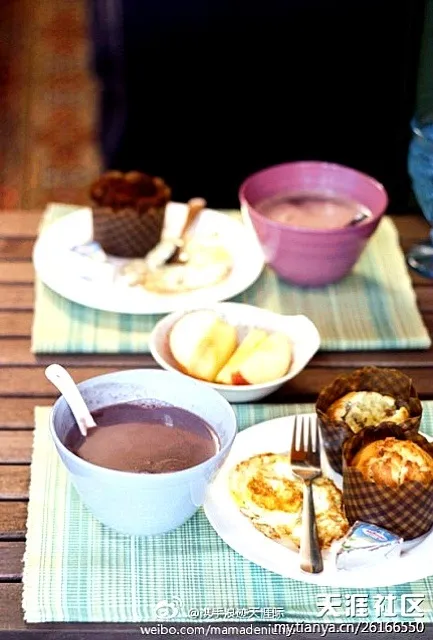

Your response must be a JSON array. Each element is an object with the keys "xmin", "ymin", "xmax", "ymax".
[
  {"xmin": 169, "ymin": 310, "xmax": 237, "ymax": 382},
  {"xmin": 215, "ymin": 328, "xmax": 269, "ymax": 384},
  {"xmin": 230, "ymin": 332, "xmax": 292, "ymax": 385},
  {"xmin": 231, "ymin": 371, "xmax": 250, "ymax": 385}
]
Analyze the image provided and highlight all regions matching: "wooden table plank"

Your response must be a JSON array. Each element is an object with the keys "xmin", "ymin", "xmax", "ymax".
[
  {"xmin": 0, "ymin": 311, "xmax": 32, "ymax": 336},
  {"xmin": 393, "ymin": 214, "xmax": 430, "ymax": 241},
  {"xmin": 0, "ymin": 366, "xmax": 160, "ymax": 397},
  {"xmin": 0, "ymin": 262, "xmax": 34, "ymax": 284},
  {"xmin": 414, "ymin": 286, "xmax": 433, "ymax": 311},
  {"xmin": 272, "ymin": 366, "xmax": 433, "ymax": 401},
  {"xmin": 0, "ymin": 398, "xmax": 47, "ymax": 429},
  {"xmin": 0, "ymin": 338, "xmax": 155, "ymax": 367},
  {"xmin": 312, "ymin": 349, "xmax": 433, "ymax": 368},
  {"xmin": 0, "ymin": 211, "xmax": 42, "ymax": 237},
  {"xmin": 0, "ymin": 503, "xmax": 27, "ymax": 539},
  {"xmin": 0, "ymin": 285, "xmax": 34, "ymax": 310},
  {"xmin": 0, "ymin": 467, "xmax": 29, "ymax": 499},
  {"xmin": 0, "ymin": 365, "xmax": 433, "ymax": 401},
  {"xmin": 0, "ymin": 584, "xmax": 26, "ymax": 630},
  {"xmin": 0, "ymin": 433, "xmax": 33, "ymax": 464},
  {"xmin": 0, "ymin": 238, "xmax": 34, "ymax": 261},
  {"xmin": 0, "ymin": 542, "xmax": 24, "ymax": 580}
]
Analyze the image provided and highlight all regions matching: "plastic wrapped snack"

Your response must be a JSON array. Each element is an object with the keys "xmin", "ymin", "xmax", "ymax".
[{"xmin": 336, "ymin": 521, "xmax": 403, "ymax": 570}]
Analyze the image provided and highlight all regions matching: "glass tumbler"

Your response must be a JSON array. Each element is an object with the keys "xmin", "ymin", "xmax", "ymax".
[{"xmin": 407, "ymin": 115, "xmax": 433, "ymax": 277}]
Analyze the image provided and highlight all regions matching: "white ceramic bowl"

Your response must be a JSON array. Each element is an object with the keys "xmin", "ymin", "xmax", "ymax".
[
  {"xmin": 51, "ymin": 369, "xmax": 237, "ymax": 536},
  {"xmin": 149, "ymin": 302, "xmax": 321, "ymax": 403}
]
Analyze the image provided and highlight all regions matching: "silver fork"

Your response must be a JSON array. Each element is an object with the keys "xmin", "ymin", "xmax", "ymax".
[{"xmin": 290, "ymin": 415, "xmax": 323, "ymax": 574}]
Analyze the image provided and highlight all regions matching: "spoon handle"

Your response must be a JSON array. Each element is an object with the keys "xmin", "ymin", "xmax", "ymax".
[
  {"xmin": 45, "ymin": 364, "xmax": 96, "ymax": 437},
  {"xmin": 181, "ymin": 198, "xmax": 206, "ymax": 239}
]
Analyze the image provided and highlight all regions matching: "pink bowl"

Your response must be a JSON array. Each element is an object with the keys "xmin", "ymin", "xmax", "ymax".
[{"xmin": 239, "ymin": 161, "xmax": 388, "ymax": 287}]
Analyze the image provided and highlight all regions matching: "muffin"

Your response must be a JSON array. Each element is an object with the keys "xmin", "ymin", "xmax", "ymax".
[
  {"xmin": 327, "ymin": 391, "xmax": 409, "ymax": 434},
  {"xmin": 316, "ymin": 367, "xmax": 422, "ymax": 474},
  {"xmin": 90, "ymin": 170, "xmax": 171, "ymax": 258},
  {"xmin": 352, "ymin": 437, "xmax": 433, "ymax": 487},
  {"xmin": 343, "ymin": 425, "xmax": 433, "ymax": 539}
]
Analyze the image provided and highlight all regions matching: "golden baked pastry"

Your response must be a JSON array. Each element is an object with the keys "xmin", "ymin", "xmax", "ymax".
[
  {"xmin": 327, "ymin": 390, "xmax": 409, "ymax": 433},
  {"xmin": 352, "ymin": 437, "xmax": 433, "ymax": 487},
  {"xmin": 229, "ymin": 453, "xmax": 349, "ymax": 550}
]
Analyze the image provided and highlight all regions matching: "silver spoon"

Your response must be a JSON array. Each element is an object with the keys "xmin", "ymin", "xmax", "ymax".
[
  {"xmin": 45, "ymin": 364, "xmax": 96, "ymax": 437},
  {"xmin": 346, "ymin": 211, "xmax": 371, "ymax": 227}
]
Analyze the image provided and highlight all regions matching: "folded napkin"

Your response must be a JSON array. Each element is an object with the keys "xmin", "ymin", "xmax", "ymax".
[
  {"xmin": 23, "ymin": 402, "xmax": 433, "ymax": 624},
  {"xmin": 32, "ymin": 204, "xmax": 431, "ymax": 353}
]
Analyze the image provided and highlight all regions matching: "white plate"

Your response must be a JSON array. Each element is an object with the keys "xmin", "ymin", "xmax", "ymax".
[
  {"xmin": 33, "ymin": 204, "xmax": 265, "ymax": 315},
  {"xmin": 204, "ymin": 414, "xmax": 433, "ymax": 587}
]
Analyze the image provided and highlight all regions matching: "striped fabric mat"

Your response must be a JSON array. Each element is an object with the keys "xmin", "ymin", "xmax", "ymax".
[
  {"xmin": 31, "ymin": 204, "xmax": 431, "ymax": 353},
  {"xmin": 23, "ymin": 402, "xmax": 433, "ymax": 624}
]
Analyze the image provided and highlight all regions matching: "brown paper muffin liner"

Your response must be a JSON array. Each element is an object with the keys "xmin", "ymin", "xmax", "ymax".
[
  {"xmin": 92, "ymin": 205, "xmax": 166, "ymax": 258},
  {"xmin": 316, "ymin": 366, "xmax": 422, "ymax": 474},
  {"xmin": 342, "ymin": 424, "xmax": 433, "ymax": 540}
]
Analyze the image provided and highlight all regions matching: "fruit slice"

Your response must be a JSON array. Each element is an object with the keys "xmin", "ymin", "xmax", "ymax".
[
  {"xmin": 215, "ymin": 328, "xmax": 269, "ymax": 384},
  {"xmin": 169, "ymin": 310, "xmax": 237, "ymax": 382},
  {"xmin": 230, "ymin": 332, "xmax": 293, "ymax": 385}
]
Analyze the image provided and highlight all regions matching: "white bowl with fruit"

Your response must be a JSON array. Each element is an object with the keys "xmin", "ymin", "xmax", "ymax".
[{"xmin": 149, "ymin": 303, "xmax": 320, "ymax": 402}]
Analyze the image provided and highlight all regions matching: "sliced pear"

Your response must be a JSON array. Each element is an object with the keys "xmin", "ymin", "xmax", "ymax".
[{"xmin": 215, "ymin": 328, "xmax": 269, "ymax": 384}]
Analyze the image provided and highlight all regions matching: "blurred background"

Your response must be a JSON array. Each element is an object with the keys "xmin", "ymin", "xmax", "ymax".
[
  {"xmin": 0, "ymin": 0, "xmax": 100, "ymax": 210},
  {"xmin": 0, "ymin": 0, "xmax": 431, "ymax": 211}
]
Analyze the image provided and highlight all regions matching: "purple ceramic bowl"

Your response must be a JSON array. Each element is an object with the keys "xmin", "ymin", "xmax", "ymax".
[{"xmin": 239, "ymin": 161, "xmax": 388, "ymax": 286}]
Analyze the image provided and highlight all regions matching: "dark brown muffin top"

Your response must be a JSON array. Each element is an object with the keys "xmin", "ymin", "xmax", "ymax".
[{"xmin": 90, "ymin": 171, "xmax": 171, "ymax": 211}]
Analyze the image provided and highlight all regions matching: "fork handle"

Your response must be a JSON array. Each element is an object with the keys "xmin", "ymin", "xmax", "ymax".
[{"xmin": 300, "ymin": 481, "xmax": 323, "ymax": 574}]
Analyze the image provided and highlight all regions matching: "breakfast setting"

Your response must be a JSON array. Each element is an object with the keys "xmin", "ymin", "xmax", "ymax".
[
  {"xmin": 4, "ymin": 0, "xmax": 433, "ymax": 640},
  {"xmin": 3, "ymin": 5, "xmax": 433, "ymax": 632},
  {"xmin": 0, "ymin": 152, "xmax": 427, "ymax": 634}
]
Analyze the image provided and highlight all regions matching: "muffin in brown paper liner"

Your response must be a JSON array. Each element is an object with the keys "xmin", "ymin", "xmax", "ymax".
[
  {"xmin": 315, "ymin": 366, "xmax": 422, "ymax": 474},
  {"xmin": 342, "ymin": 424, "xmax": 433, "ymax": 540},
  {"xmin": 90, "ymin": 171, "xmax": 171, "ymax": 258}
]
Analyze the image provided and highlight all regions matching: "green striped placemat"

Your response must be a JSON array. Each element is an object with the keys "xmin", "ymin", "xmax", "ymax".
[
  {"xmin": 31, "ymin": 204, "xmax": 431, "ymax": 353},
  {"xmin": 23, "ymin": 402, "xmax": 433, "ymax": 624}
]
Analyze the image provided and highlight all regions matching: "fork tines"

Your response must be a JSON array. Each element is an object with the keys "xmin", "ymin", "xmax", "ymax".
[{"xmin": 290, "ymin": 415, "xmax": 321, "ymax": 471}]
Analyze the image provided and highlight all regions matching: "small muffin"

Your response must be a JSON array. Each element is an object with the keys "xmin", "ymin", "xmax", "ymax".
[
  {"xmin": 316, "ymin": 366, "xmax": 422, "ymax": 474},
  {"xmin": 327, "ymin": 391, "xmax": 409, "ymax": 434},
  {"xmin": 352, "ymin": 437, "xmax": 433, "ymax": 487},
  {"xmin": 90, "ymin": 170, "xmax": 171, "ymax": 258},
  {"xmin": 342, "ymin": 425, "xmax": 433, "ymax": 539}
]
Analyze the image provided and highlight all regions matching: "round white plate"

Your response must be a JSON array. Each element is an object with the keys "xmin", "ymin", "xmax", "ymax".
[
  {"xmin": 33, "ymin": 204, "xmax": 265, "ymax": 315},
  {"xmin": 203, "ymin": 414, "xmax": 433, "ymax": 588}
]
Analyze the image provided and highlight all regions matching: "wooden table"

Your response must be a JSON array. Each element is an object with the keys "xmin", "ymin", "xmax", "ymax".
[{"xmin": 1, "ymin": 211, "xmax": 433, "ymax": 637}]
